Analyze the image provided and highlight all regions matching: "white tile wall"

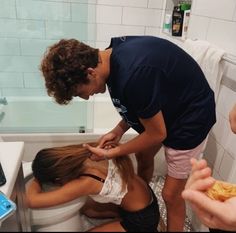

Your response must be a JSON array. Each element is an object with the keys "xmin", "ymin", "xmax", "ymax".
[
  {"xmin": 96, "ymin": 24, "xmax": 145, "ymax": 42},
  {"xmin": 170, "ymin": 0, "xmax": 236, "ymax": 185},
  {"xmin": 192, "ymin": 0, "xmax": 236, "ymax": 21},
  {"xmin": 122, "ymin": 7, "xmax": 162, "ymax": 27},
  {"xmin": 97, "ymin": 0, "xmax": 148, "ymax": 8},
  {"xmin": 96, "ymin": 5, "xmax": 122, "ymax": 24},
  {"xmin": 148, "ymin": 0, "xmax": 165, "ymax": 9}
]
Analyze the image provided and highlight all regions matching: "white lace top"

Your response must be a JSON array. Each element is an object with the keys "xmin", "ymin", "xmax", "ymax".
[{"xmin": 89, "ymin": 160, "xmax": 128, "ymax": 205}]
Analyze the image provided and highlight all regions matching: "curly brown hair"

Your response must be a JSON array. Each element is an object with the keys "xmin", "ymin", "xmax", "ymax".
[{"xmin": 40, "ymin": 39, "xmax": 99, "ymax": 104}]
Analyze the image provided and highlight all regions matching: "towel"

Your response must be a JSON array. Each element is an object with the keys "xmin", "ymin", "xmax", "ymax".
[{"xmin": 182, "ymin": 39, "xmax": 225, "ymax": 101}]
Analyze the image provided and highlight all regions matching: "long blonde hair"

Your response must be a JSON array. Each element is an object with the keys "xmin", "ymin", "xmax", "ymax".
[{"xmin": 32, "ymin": 142, "xmax": 135, "ymax": 186}]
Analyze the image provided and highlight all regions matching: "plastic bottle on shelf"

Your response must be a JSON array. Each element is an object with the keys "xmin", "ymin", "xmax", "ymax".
[
  {"xmin": 163, "ymin": 13, "xmax": 172, "ymax": 34},
  {"xmin": 171, "ymin": 4, "xmax": 183, "ymax": 37},
  {"xmin": 171, "ymin": 1, "xmax": 191, "ymax": 37}
]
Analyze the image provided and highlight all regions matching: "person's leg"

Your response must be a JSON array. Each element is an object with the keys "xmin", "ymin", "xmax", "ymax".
[
  {"xmin": 87, "ymin": 220, "xmax": 126, "ymax": 232},
  {"xmin": 135, "ymin": 144, "xmax": 162, "ymax": 183},
  {"xmin": 80, "ymin": 197, "xmax": 120, "ymax": 219},
  {"xmin": 162, "ymin": 138, "xmax": 207, "ymax": 232},
  {"xmin": 162, "ymin": 175, "xmax": 187, "ymax": 231}
]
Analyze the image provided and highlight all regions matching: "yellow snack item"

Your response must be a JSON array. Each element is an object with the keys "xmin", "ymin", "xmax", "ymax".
[{"xmin": 206, "ymin": 180, "xmax": 236, "ymax": 202}]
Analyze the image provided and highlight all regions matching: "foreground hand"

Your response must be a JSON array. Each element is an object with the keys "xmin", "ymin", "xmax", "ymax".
[{"xmin": 182, "ymin": 158, "xmax": 236, "ymax": 231}]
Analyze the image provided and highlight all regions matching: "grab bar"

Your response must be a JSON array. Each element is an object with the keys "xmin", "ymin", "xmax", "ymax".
[{"xmin": 0, "ymin": 97, "xmax": 7, "ymax": 105}]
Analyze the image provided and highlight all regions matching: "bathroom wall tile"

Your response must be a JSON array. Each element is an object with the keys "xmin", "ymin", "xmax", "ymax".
[
  {"xmin": 23, "ymin": 72, "xmax": 45, "ymax": 88},
  {"xmin": 193, "ymin": 0, "xmax": 236, "ymax": 21},
  {"xmin": 20, "ymin": 39, "xmax": 56, "ymax": 56},
  {"xmin": 187, "ymin": 15, "xmax": 209, "ymax": 40},
  {"xmin": 229, "ymin": 162, "xmax": 236, "ymax": 183},
  {"xmin": 148, "ymin": 0, "xmax": 165, "ymax": 9},
  {"xmin": 40, "ymin": 0, "xmax": 96, "ymax": 2},
  {"xmin": 165, "ymin": 0, "xmax": 175, "ymax": 11},
  {"xmin": 0, "ymin": 19, "xmax": 45, "ymax": 38},
  {"xmin": 234, "ymin": 8, "xmax": 236, "ymax": 21},
  {"xmin": 95, "ymin": 41, "xmax": 109, "ymax": 50},
  {"xmin": 204, "ymin": 135, "xmax": 224, "ymax": 172},
  {"xmin": 2, "ymin": 88, "xmax": 47, "ymax": 97},
  {"xmin": 0, "ymin": 56, "xmax": 40, "ymax": 72},
  {"xmin": 0, "ymin": 72, "xmax": 24, "ymax": 87},
  {"xmin": 219, "ymin": 151, "xmax": 235, "ymax": 181},
  {"xmin": 97, "ymin": 0, "xmax": 148, "ymax": 8},
  {"xmin": 93, "ymin": 101, "xmax": 121, "ymax": 129},
  {"xmin": 46, "ymin": 21, "xmax": 89, "ymax": 40},
  {"xmin": 96, "ymin": 5, "xmax": 122, "ymax": 24},
  {"xmin": 211, "ymin": 168, "xmax": 221, "ymax": 180},
  {"xmin": 16, "ymin": 0, "xmax": 70, "ymax": 21},
  {"xmin": 122, "ymin": 7, "xmax": 162, "ymax": 27},
  {"xmin": 74, "ymin": 0, "xmax": 97, "ymax": 3},
  {"xmin": 211, "ymin": 111, "xmax": 231, "ymax": 147},
  {"xmin": 223, "ymin": 129, "xmax": 236, "ymax": 159},
  {"xmin": 87, "ymin": 23, "xmax": 97, "ymax": 41},
  {"xmin": 217, "ymin": 85, "xmax": 236, "ymax": 120},
  {"xmin": 96, "ymin": 24, "xmax": 145, "ymax": 42},
  {"xmin": 0, "ymin": 0, "xmax": 16, "ymax": 19},
  {"xmin": 72, "ymin": 4, "xmax": 96, "ymax": 23},
  {"xmin": 86, "ymin": 40, "xmax": 96, "ymax": 47},
  {"xmin": 207, "ymin": 19, "xmax": 236, "ymax": 55},
  {"xmin": 145, "ymin": 27, "xmax": 161, "ymax": 36},
  {"xmin": 0, "ymin": 38, "xmax": 20, "ymax": 55},
  {"xmin": 224, "ymin": 62, "xmax": 236, "ymax": 82}
]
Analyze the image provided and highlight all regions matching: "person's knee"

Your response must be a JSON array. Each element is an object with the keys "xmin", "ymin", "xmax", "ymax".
[{"xmin": 162, "ymin": 188, "xmax": 182, "ymax": 206}]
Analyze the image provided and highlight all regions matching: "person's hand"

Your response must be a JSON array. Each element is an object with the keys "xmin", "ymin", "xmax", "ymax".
[
  {"xmin": 97, "ymin": 131, "xmax": 122, "ymax": 148},
  {"xmin": 83, "ymin": 143, "xmax": 111, "ymax": 161},
  {"xmin": 182, "ymin": 158, "xmax": 236, "ymax": 231}
]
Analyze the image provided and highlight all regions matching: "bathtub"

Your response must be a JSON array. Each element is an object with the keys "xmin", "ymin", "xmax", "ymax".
[
  {"xmin": 0, "ymin": 96, "xmax": 93, "ymax": 134},
  {"xmin": 0, "ymin": 96, "xmax": 137, "ymax": 161}
]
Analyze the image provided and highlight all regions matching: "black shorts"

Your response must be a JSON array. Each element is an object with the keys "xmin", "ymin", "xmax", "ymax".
[{"xmin": 119, "ymin": 187, "xmax": 160, "ymax": 232}]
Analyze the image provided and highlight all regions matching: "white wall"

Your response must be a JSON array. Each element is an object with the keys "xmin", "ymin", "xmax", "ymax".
[
  {"xmin": 186, "ymin": 0, "xmax": 236, "ymax": 184},
  {"xmin": 163, "ymin": 0, "xmax": 236, "ymax": 230}
]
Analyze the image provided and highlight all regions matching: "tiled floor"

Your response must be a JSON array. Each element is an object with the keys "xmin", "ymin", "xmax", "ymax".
[{"xmin": 149, "ymin": 176, "xmax": 193, "ymax": 232}]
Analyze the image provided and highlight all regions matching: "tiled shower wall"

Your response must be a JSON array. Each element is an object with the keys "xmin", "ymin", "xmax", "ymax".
[
  {"xmin": 0, "ymin": 0, "xmax": 98, "ymax": 97},
  {"xmin": 0, "ymin": 0, "xmax": 165, "ymax": 98},
  {"xmin": 186, "ymin": 0, "xmax": 236, "ymax": 184}
]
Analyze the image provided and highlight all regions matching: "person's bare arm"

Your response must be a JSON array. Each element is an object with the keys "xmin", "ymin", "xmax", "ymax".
[
  {"xmin": 84, "ymin": 111, "xmax": 166, "ymax": 160},
  {"xmin": 26, "ymin": 178, "xmax": 98, "ymax": 208}
]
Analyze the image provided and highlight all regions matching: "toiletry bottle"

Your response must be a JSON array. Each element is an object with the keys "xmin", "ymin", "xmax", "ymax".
[
  {"xmin": 172, "ymin": 3, "xmax": 184, "ymax": 37},
  {"xmin": 163, "ymin": 13, "xmax": 172, "ymax": 34}
]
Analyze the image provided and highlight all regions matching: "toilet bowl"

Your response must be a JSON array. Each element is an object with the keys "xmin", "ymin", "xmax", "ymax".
[{"xmin": 23, "ymin": 162, "xmax": 87, "ymax": 232}]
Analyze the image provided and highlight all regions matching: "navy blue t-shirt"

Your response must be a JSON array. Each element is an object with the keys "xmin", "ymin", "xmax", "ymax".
[{"xmin": 106, "ymin": 36, "xmax": 216, "ymax": 150}]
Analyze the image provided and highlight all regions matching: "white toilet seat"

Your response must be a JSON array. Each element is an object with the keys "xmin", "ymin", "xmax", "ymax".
[{"xmin": 23, "ymin": 162, "xmax": 87, "ymax": 230}]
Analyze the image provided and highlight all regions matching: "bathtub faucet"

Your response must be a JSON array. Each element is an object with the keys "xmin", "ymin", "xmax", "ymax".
[{"xmin": 0, "ymin": 97, "xmax": 7, "ymax": 105}]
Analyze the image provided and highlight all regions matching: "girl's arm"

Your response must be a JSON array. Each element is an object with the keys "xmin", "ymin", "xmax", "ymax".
[{"xmin": 26, "ymin": 178, "xmax": 98, "ymax": 208}]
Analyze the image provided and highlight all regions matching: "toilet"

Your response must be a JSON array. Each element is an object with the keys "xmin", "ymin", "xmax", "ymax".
[{"xmin": 23, "ymin": 162, "xmax": 87, "ymax": 232}]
